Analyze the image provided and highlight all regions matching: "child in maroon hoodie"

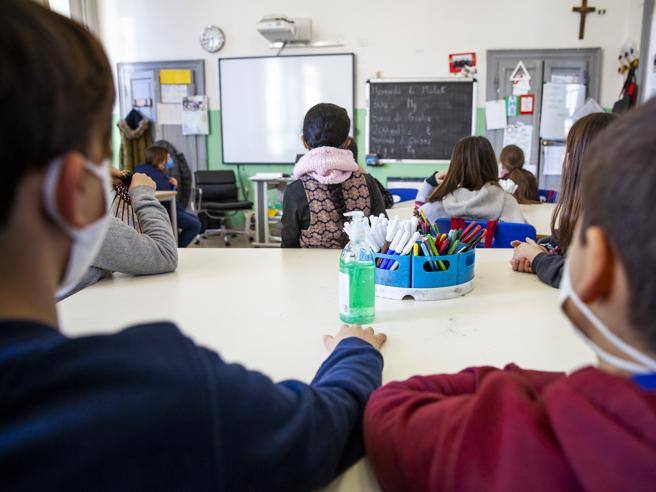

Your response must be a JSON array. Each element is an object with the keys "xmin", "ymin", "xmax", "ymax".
[{"xmin": 364, "ymin": 101, "xmax": 656, "ymax": 492}]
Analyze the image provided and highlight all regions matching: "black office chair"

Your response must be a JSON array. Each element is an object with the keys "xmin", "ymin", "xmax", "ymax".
[{"xmin": 193, "ymin": 170, "xmax": 253, "ymax": 246}]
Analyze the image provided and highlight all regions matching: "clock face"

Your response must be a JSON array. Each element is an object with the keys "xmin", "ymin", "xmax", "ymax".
[{"xmin": 200, "ymin": 25, "xmax": 225, "ymax": 53}]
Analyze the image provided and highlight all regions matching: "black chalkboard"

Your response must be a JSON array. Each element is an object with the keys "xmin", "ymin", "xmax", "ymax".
[{"xmin": 367, "ymin": 80, "xmax": 475, "ymax": 161}]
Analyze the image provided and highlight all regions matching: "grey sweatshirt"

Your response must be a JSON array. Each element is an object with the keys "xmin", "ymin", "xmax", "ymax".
[
  {"xmin": 60, "ymin": 186, "xmax": 178, "ymax": 299},
  {"xmin": 417, "ymin": 181, "xmax": 525, "ymax": 223}
]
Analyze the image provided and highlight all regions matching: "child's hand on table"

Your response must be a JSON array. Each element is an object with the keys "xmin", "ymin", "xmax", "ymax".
[
  {"xmin": 324, "ymin": 324, "xmax": 387, "ymax": 351},
  {"xmin": 130, "ymin": 173, "xmax": 156, "ymax": 191},
  {"xmin": 510, "ymin": 237, "xmax": 548, "ymax": 273}
]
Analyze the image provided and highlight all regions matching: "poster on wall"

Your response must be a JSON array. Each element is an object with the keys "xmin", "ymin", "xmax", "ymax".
[
  {"xmin": 503, "ymin": 122, "xmax": 534, "ymax": 174},
  {"xmin": 449, "ymin": 52, "xmax": 476, "ymax": 73},
  {"xmin": 181, "ymin": 95, "xmax": 209, "ymax": 135}
]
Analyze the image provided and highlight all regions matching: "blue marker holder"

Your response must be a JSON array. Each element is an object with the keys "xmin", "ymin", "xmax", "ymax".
[
  {"xmin": 412, "ymin": 255, "xmax": 458, "ymax": 288},
  {"xmin": 456, "ymin": 250, "xmax": 476, "ymax": 285},
  {"xmin": 374, "ymin": 250, "xmax": 476, "ymax": 298},
  {"xmin": 374, "ymin": 253, "xmax": 412, "ymax": 288}
]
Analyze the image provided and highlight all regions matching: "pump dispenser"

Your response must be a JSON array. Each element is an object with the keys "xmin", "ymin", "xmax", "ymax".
[{"xmin": 339, "ymin": 211, "xmax": 375, "ymax": 324}]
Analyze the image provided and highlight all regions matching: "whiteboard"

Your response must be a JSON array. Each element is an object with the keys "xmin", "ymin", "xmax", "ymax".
[
  {"xmin": 539, "ymin": 83, "xmax": 586, "ymax": 140},
  {"xmin": 219, "ymin": 54, "xmax": 354, "ymax": 164}
]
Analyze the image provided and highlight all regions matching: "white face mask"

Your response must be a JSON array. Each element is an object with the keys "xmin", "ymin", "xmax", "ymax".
[
  {"xmin": 559, "ymin": 258, "xmax": 656, "ymax": 374},
  {"xmin": 42, "ymin": 157, "xmax": 112, "ymax": 298}
]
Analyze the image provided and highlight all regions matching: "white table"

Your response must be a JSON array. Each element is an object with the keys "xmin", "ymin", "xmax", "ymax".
[
  {"xmin": 154, "ymin": 190, "xmax": 178, "ymax": 242},
  {"xmin": 250, "ymin": 176, "xmax": 295, "ymax": 247},
  {"xmin": 58, "ymin": 249, "xmax": 592, "ymax": 491},
  {"xmin": 519, "ymin": 203, "xmax": 556, "ymax": 237}
]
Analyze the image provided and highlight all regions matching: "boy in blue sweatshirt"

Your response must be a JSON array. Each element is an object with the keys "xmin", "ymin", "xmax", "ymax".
[{"xmin": 0, "ymin": 2, "xmax": 386, "ymax": 491}]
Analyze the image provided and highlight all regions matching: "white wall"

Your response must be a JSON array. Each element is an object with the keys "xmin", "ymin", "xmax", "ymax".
[{"xmin": 98, "ymin": 0, "xmax": 643, "ymax": 109}]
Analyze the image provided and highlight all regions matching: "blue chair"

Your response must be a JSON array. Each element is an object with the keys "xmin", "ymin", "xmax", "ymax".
[
  {"xmin": 387, "ymin": 187, "xmax": 418, "ymax": 204},
  {"xmin": 539, "ymin": 189, "xmax": 559, "ymax": 203},
  {"xmin": 435, "ymin": 218, "xmax": 536, "ymax": 248}
]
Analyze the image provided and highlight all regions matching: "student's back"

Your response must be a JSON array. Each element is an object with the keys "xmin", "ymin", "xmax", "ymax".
[
  {"xmin": 0, "ymin": 3, "xmax": 386, "ymax": 489},
  {"xmin": 365, "ymin": 102, "xmax": 656, "ymax": 491},
  {"xmin": 417, "ymin": 136, "xmax": 525, "ymax": 223},
  {"xmin": 282, "ymin": 104, "xmax": 386, "ymax": 248},
  {"xmin": 499, "ymin": 144, "xmax": 539, "ymax": 204}
]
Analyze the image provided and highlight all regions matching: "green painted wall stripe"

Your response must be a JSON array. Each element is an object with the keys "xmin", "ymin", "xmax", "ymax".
[{"xmin": 112, "ymin": 107, "xmax": 488, "ymax": 197}]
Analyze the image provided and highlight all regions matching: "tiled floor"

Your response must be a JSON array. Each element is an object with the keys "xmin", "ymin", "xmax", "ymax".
[{"xmin": 189, "ymin": 233, "xmax": 255, "ymax": 248}]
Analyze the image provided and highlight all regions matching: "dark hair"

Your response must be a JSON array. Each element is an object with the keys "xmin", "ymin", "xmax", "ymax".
[
  {"xmin": 429, "ymin": 136, "xmax": 499, "ymax": 202},
  {"xmin": 344, "ymin": 137, "xmax": 358, "ymax": 161},
  {"xmin": 500, "ymin": 145, "xmax": 525, "ymax": 171},
  {"xmin": 145, "ymin": 145, "xmax": 169, "ymax": 167},
  {"xmin": 551, "ymin": 112, "xmax": 617, "ymax": 252},
  {"xmin": 302, "ymin": 103, "xmax": 350, "ymax": 149},
  {"xmin": 581, "ymin": 100, "xmax": 656, "ymax": 351},
  {"xmin": 0, "ymin": 0, "xmax": 115, "ymax": 229}
]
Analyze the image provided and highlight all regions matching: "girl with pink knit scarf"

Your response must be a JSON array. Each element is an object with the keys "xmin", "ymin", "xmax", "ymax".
[{"xmin": 281, "ymin": 103, "xmax": 386, "ymax": 248}]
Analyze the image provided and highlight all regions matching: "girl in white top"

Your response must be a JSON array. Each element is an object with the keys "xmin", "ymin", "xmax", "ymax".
[{"xmin": 416, "ymin": 136, "xmax": 525, "ymax": 223}]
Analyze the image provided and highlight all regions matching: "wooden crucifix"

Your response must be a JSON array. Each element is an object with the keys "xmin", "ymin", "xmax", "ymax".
[{"xmin": 572, "ymin": 0, "xmax": 596, "ymax": 39}]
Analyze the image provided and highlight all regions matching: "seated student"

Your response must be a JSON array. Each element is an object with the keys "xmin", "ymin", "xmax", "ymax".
[
  {"xmin": 281, "ymin": 103, "xmax": 386, "ymax": 248},
  {"xmin": 344, "ymin": 136, "xmax": 395, "ymax": 209},
  {"xmin": 364, "ymin": 101, "xmax": 656, "ymax": 492},
  {"xmin": 498, "ymin": 144, "xmax": 539, "ymax": 204},
  {"xmin": 0, "ymin": 3, "xmax": 386, "ymax": 490},
  {"xmin": 134, "ymin": 145, "xmax": 202, "ymax": 247},
  {"xmin": 59, "ymin": 170, "xmax": 178, "ymax": 299},
  {"xmin": 416, "ymin": 136, "xmax": 525, "ymax": 224},
  {"xmin": 510, "ymin": 112, "xmax": 616, "ymax": 287}
]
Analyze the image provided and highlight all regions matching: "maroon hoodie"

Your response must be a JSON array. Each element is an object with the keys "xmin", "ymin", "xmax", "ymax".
[{"xmin": 364, "ymin": 364, "xmax": 656, "ymax": 492}]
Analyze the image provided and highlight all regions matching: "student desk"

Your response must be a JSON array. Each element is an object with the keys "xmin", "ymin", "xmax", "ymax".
[
  {"xmin": 250, "ymin": 175, "xmax": 295, "ymax": 247},
  {"xmin": 58, "ymin": 249, "xmax": 593, "ymax": 491},
  {"xmin": 388, "ymin": 202, "xmax": 556, "ymax": 237},
  {"xmin": 154, "ymin": 190, "xmax": 178, "ymax": 242}
]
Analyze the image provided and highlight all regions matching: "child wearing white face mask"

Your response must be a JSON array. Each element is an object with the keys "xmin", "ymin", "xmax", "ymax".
[
  {"xmin": 0, "ymin": 2, "xmax": 386, "ymax": 491},
  {"xmin": 363, "ymin": 102, "xmax": 656, "ymax": 491}
]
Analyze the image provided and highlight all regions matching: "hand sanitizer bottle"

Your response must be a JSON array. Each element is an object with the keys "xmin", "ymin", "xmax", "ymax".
[{"xmin": 339, "ymin": 211, "xmax": 375, "ymax": 324}]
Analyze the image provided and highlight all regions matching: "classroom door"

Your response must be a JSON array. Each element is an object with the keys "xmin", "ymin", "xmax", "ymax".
[
  {"xmin": 488, "ymin": 58, "xmax": 544, "ymax": 176},
  {"xmin": 117, "ymin": 60, "xmax": 208, "ymax": 192},
  {"xmin": 487, "ymin": 49, "xmax": 601, "ymax": 192}
]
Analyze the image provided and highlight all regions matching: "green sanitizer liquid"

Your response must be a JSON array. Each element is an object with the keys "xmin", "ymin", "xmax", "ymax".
[{"xmin": 339, "ymin": 212, "xmax": 376, "ymax": 324}]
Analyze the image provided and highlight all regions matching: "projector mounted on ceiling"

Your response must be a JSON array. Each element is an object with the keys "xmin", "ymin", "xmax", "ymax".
[{"xmin": 256, "ymin": 15, "xmax": 342, "ymax": 49}]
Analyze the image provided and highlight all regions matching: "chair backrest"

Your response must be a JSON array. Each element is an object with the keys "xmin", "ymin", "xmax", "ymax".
[
  {"xmin": 435, "ymin": 218, "xmax": 537, "ymax": 248},
  {"xmin": 387, "ymin": 187, "xmax": 418, "ymax": 204},
  {"xmin": 195, "ymin": 170, "xmax": 239, "ymax": 202},
  {"xmin": 539, "ymin": 189, "xmax": 559, "ymax": 203},
  {"xmin": 153, "ymin": 139, "xmax": 193, "ymax": 209}
]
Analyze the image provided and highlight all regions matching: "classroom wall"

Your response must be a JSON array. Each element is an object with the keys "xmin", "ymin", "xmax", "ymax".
[{"xmin": 99, "ymin": 0, "xmax": 644, "ymax": 189}]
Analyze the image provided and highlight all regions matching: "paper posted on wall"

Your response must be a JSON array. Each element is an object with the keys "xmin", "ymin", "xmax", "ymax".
[
  {"xmin": 485, "ymin": 99, "xmax": 507, "ymax": 130},
  {"xmin": 543, "ymin": 145, "xmax": 566, "ymax": 176},
  {"xmin": 503, "ymin": 122, "xmax": 533, "ymax": 170},
  {"xmin": 161, "ymin": 84, "xmax": 188, "ymax": 104},
  {"xmin": 181, "ymin": 95, "xmax": 209, "ymax": 135},
  {"xmin": 156, "ymin": 103, "xmax": 182, "ymax": 125}
]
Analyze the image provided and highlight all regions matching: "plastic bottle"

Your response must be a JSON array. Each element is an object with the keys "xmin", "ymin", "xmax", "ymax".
[{"xmin": 339, "ymin": 211, "xmax": 376, "ymax": 324}]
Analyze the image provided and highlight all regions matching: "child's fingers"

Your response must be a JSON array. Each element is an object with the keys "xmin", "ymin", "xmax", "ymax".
[{"xmin": 526, "ymin": 237, "xmax": 537, "ymax": 245}]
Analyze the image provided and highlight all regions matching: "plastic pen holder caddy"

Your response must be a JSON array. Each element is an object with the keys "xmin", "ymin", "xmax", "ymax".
[{"xmin": 374, "ymin": 250, "xmax": 475, "ymax": 289}]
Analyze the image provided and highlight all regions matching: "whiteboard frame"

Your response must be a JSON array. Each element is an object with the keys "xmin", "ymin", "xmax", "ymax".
[
  {"xmin": 218, "ymin": 53, "xmax": 356, "ymax": 165},
  {"xmin": 365, "ymin": 78, "xmax": 477, "ymax": 164}
]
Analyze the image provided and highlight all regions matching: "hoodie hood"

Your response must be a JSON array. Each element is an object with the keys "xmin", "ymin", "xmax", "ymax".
[
  {"xmin": 442, "ymin": 183, "xmax": 506, "ymax": 220},
  {"xmin": 292, "ymin": 147, "xmax": 360, "ymax": 185}
]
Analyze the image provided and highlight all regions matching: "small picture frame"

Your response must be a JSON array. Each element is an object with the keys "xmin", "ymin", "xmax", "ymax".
[
  {"xmin": 506, "ymin": 96, "xmax": 519, "ymax": 117},
  {"xmin": 449, "ymin": 52, "xmax": 477, "ymax": 73},
  {"xmin": 519, "ymin": 94, "xmax": 535, "ymax": 114}
]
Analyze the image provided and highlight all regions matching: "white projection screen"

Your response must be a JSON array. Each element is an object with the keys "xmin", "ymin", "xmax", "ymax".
[{"xmin": 219, "ymin": 54, "xmax": 355, "ymax": 164}]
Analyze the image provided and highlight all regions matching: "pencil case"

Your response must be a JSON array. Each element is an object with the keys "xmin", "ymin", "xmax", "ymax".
[
  {"xmin": 374, "ymin": 253, "xmax": 412, "ymax": 288},
  {"xmin": 456, "ymin": 250, "xmax": 476, "ymax": 284},
  {"xmin": 411, "ymin": 254, "xmax": 459, "ymax": 289}
]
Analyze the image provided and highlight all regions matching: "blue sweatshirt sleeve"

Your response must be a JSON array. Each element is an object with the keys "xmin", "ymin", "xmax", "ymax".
[{"xmin": 197, "ymin": 337, "xmax": 384, "ymax": 491}]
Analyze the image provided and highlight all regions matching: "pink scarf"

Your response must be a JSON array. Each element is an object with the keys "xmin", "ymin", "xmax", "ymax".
[{"xmin": 292, "ymin": 147, "xmax": 361, "ymax": 185}]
